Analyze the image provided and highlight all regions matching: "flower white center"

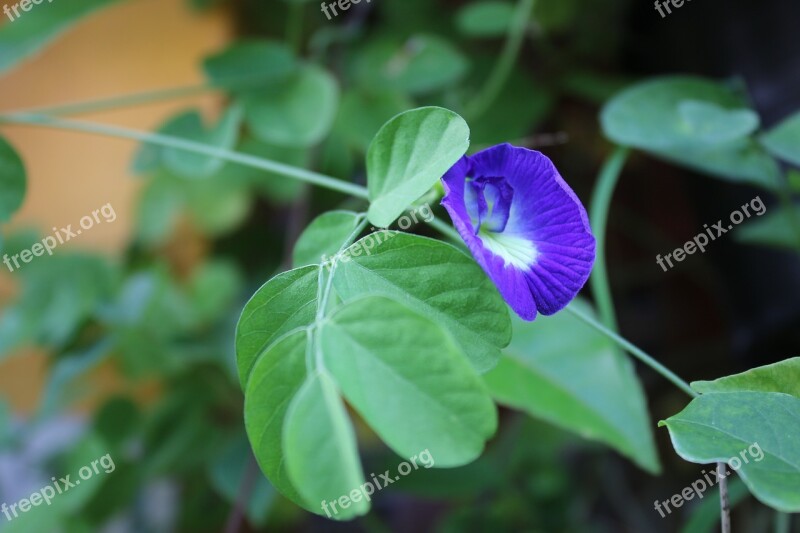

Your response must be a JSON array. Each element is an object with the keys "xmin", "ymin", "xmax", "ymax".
[{"xmin": 478, "ymin": 230, "xmax": 538, "ymax": 270}]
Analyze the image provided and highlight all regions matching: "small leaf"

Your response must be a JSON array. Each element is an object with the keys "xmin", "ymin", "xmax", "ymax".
[
  {"xmin": 367, "ymin": 107, "xmax": 469, "ymax": 227},
  {"xmin": 602, "ymin": 76, "xmax": 749, "ymax": 150},
  {"xmin": 660, "ymin": 391, "xmax": 800, "ymax": 513},
  {"xmin": 692, "ymin": 357, "xmax": 800, "ymax": 397},
  {"xmin": 162, "ymin": 106, "xmax": 243, "ymax": 179},
  {"xmin": 484, "ymin": 299, "xmax": 661, "ymax": 473},
  {"xmin": 601, "ymin": 76, "xmax": 778, "ymax": 188},
  {"xmin": 333, "ymin": 233, "xmax": 511, "ymax": 372},
  {"xmin": 203, "ymin": 40, "xmax": 297, "ymax": 90},
  {"xmin": 353, "ymin": 36, "xmax": 469, "ymax": 95},
  {"xmin": 283, "ymin": 371, "xmax": 368, "ymax": 520},
  {"xmin": 244, "ymin": 330, "xmax": 308, "ymax": 506},
  {"xmin": 292, "ymin": 211, "xmax": 363, "ymax": 268},
  {"xmin": 677, "ymin": 100, "xmax": 760, "ymax": 145},
  {"xmin": 456, "ymin": 1, "xmax": 515, "ymax": 37},
  {"xmin": 235, "ymin": 265, "xmax": 319, "ymax": 387},
  {"xmin": 760, "ymin": 111, "xmax": 800, "ymax": 167},
  {"xmin": 322, "ymin": 296, "xmax": 498, "ymax": 467},
  {"xmin": 736, "ymin": 205, "xmax": 800, "ymax": 250},
  {"xmin": 0, "ymin": 135, "xmax": 26, "ymax": 221},
  {"xmin": 0, "ymin": 0, "xmax": 122, "ymax": 74},
  {"xmin": 243, "ymin": 65, "xmax": 339, "ymax": 148}
]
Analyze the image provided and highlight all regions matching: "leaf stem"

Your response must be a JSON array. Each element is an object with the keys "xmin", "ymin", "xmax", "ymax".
[
  {"xmin": 565, "ymin": 305, "xmax": 697, "ymax": 398},
  {"xmin": 464, "ymin": 0, "xmax": 535, "ymax": 120},
  {"xmin": 0, "ymin": 112, "xmax": 370, "ymax": 199},
  {"xmin": 589, "ymin": 146, "xmax": 630, "ymax": 330},
  {"xmin": 774, "ymin": 511, "xmax": 791, "ymax": 533},
  {"xmin": 8, "ymin": 83, "xmax": 213, "ymax": 116},
  {"xmin": 718, "ymin": 462, "xmax": 731, "ymax": 533}
]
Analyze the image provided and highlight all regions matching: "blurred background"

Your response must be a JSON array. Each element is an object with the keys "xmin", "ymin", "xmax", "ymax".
[{"xmin": 0, "ymin": 0, "xmax": 798, "ymax": 531}]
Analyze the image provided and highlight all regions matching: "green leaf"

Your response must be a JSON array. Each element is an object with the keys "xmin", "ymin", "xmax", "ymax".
[
  {"xmin": 0, "ymin": 135, "xmax": 26, "ymax": 221},
  {"xmin": 335, "ymin": 89, "xmax": 413, "ymax": 152},
  {"xmin": 660, "ymin": 391, "xmax": 800, "ymax": 512},
  {"xmin": 736, "ymin": 205, "xmax": 800, "ymax": 250},
  {"xmin": 601, "ymin": 76, "xmax": 778, "ymax": 188},
  {"xmin": 484, "ymin": 299, "xmax": 661, "ymax": 473},
  {"xmin": 333, "ymin": 233, "xmax": 511, "ymax": 372},
  {"xmin": 235, "ymin": 265, "xmax": 319, "ymax": 386},
  {"xmin": 0, "ymin": 0, "xmax": 122, "ymax": 74},
  {"xmin": 321, "ymin": 296, "xmax": 498, "ymax": 467},
  {"xmin": 353, "ymin": 36, "xmax": 469, "ymax": 95},
  {"xmin": 366, "ymin": 107, "xmax": 469, "ymax": 227},
  {"xmin": 456, "ymin": 1, "xmax": 515, "ymax": 37},
  {"xmin": 161, "ymin": 106, "xmax": 243, "ymax": 179},
  {"xmin": 244, "ymin": 330, "xmax": 308, "ymax": 506},
  {"xmin": 243, "ymin": 64, "xmax": 339, "ymax": 148},
  {"xmin": 677, "ymin": 100, "xmax": 760, "ymax": 145},
  {"xmin": 602, "ymin": 76, "xmax": 749, "ymax": 150},
  {"xmin": 692, "ymin": 357, "xmax": 800, "ymax": 397},
  {"xmin": 283, "ymin": 371, "xmax": 368, "ymax": 520},
  {"xmin": 203, "ymin": 40, "xmax": 297, "ymax": 90},
  {"xmin": 292, "ymin": 211, "xmax": 363, "ymax": 268},
  {"xmin": 760, "ymin": 111, "xmax": 800, "ymax": 167}
]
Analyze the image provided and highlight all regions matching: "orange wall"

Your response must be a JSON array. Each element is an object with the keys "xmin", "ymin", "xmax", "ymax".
[{"xmin": 0, "ymin": 0, "xmax": 234, "ymax": 414}]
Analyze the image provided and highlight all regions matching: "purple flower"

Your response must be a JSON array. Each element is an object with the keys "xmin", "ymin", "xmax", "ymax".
[{"xmin": 441, "ymin": 144, "xmax": 595, "ymax": 321}]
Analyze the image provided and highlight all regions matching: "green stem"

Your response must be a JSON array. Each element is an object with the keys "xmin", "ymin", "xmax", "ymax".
[
  {"xmin": 10, "ymin": 83, "xmax": 213, "ymax": 116},
  {"xmin": 589, "ymin": 146, "xmax": 630, "ymax": 330},
  {"xmin": 566, "ymin": 306, "xmax": 697, "ymax": 398},
  {"xmin": 464, "ymin": 0, "xmax": 535, "ymax": 120},
  {"xmin": 427, "ymin": 215, "xmax": 463, "ymax": 245},
  {"xmin": 0, "ymin": 112, "xmax": 369, "ymax": 199},
  {"xmin": 774, "ymin": 512, "xmax": 791, "ymax": 533},
  {"xmin": 286, "ymin": 2, "xmax": 304, "ymax": 54},
  {"xmin": 774, "ymin": 177, "xmax": 800, "ymax": 252}
]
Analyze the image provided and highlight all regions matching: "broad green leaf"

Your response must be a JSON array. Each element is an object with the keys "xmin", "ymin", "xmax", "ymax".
[
  {"xmin": 0, "ymin": 135, "xmax": 26, "ymax": 221},
  {"xmin": 243, "ymin": 65, "xmax": 339, "ymax": 148},
  {"xmin": 235, "ymin": 265, "xmax": 319, "ymax": 386},
  {"xmin": 736, "ymin": 205, "xmax": 800, "ymax": 250},
  {"xmin": 244, "ymin": 330, "xmax": 308, "ymax": 506},
  {"xmin": 333, "ymin": 233, "xmax": 511, "ymax": 372},
  {"xmin": 601, "ymin": 76, "xmax": 778, "ymax": 188},
  {"xmin": 292, "ymin": 211, "xmax": 363, "ymax": 267},
  {"xmin": 761, "ymin": 111, "xmax": 800, "ymax": 167},
  {"xmin": 322, "ymin": 296, "xmax": 498, "ymax": 467},
  {"xmin": 0, "ymin": 0, "xmax": 122, "ymax": 74},
  {"xmin": 203, "ymin": 40, "xmax": 296, "ymax": 89},
  {"xmin": 335, "ymin": 89, "xmax": 413, "ymax": 152},
  {"xmin": 602, "ymin": 76, "xmax": 749, "ymax": 150},
  {"xmin": 660, "ymin": 391, "xmax": 800, "ymax": 512},
  {"xmin": 161, "ymin": 106, "xmax": 243, "ymax": 179},
  {"xmin": 353, "ymin": 36, "xmax": 469, "ymax": 95},
  {"xmin": 185, "ymin": 174, "xmax": 251, "ymax": 235},
  {"xmin": 692, "ymin": 357, "xmax": 800, "ymax": 397},
  {"xmin": 677, "ymin": 100, "xmax": 760, "ymax": 145},
  {"xmin": 283, "ymin": 371, "xmax": 368, "ymax": 520},
  {"xmin": 484, "ymin": 299, "xmax": 660, "ymax": 473},
  {"xmin": 456, "ymin": 1, "xmax": 515, "ymax": 37},
  {"xmin": 135, "ymin": 174, "xmax": 182, "ymax": 245},
  {"xmin": 650, "ymin": 137, "xmax": 781, "ymax": 190},
  {"xmin": 366, "ymin": 107, "xmax": 469, "ymax": 227}
]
